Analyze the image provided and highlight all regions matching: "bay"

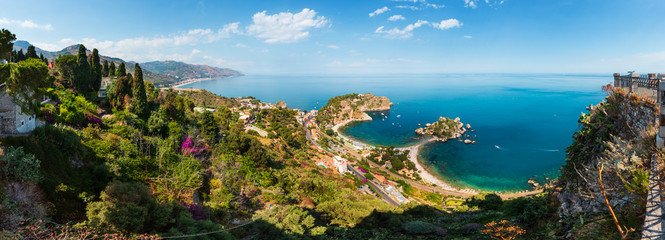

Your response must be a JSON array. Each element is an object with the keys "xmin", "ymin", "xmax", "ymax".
[{"xmin": 181, "ymin": 73, "xmax": 609, "ymax": 192}]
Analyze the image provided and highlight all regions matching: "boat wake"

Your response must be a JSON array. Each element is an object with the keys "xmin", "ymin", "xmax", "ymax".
[
  {"xmin": 494, "ymin": 145, "xmax": 509, "ymax": 151},
  {"xmin": 537, "ymin": 149, "xmax": 560, "ymax": 152}
]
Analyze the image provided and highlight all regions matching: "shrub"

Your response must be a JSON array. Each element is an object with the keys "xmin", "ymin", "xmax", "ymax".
[
  {"xmin": 0, "ymin": 146, "xmax": 40, "ymax": 183},
  {"xmin": 403, "ymin": 221, "xmax": 435, "ymax": 235},
  {"xmin": 466, "ymin": 193, "xmax": 503, "ymax": 211}
]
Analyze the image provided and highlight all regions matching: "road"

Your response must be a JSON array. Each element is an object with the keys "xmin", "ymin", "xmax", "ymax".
[
  {"xmin": 347, "ymin": 164, "xmax": 400, "ymax": 206},
  {"xmin": 245, "ymin": 124, "xmax": 268, "ymax": 137}
]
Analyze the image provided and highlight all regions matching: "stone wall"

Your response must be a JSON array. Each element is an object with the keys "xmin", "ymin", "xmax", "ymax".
[{"xmin": 0, "ymin": 90, "xmax": 36, "ymax": 135}]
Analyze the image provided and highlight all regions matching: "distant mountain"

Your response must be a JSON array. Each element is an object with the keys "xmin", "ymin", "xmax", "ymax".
[
  {"xmin": 140, "ymin": 60, "xmax": 242, "ymax": 80},
  {"xmin": 12, "ymin": 40, "xmax": 242, "ymax": 87}
]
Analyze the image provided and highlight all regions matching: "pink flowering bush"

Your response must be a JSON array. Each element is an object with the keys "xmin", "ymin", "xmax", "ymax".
[{"xmin": 180, "ymin": 136, "xmax": 207, "ymax": 156}]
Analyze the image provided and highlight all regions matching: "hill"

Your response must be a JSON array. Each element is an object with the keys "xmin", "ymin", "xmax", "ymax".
[
  {"xmin": 140, "ymin": 60, "xmax": 242, "ymax": 80},
  {"xmin": 12, "ymin": 40, "xmax": 242, "ymax": 87}
]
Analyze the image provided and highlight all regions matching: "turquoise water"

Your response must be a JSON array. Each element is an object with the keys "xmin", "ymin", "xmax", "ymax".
[{"xmin": 182, "ymin": 74, "xmax": 608, "ymax": 192}]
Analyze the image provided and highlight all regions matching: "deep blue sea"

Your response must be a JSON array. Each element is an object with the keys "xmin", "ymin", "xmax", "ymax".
[{"xmin": 182, "ymin": 74, "xmax": 609, "ymax": 192}]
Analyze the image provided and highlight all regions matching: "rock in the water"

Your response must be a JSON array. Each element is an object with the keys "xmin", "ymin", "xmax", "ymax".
[
  {"xmin": 471, "ymin": 141, "xmax": 476, "ymax": 144},
  {"xmin": 528, "ymin": 180, "xmax": 539, "ymax": 187},
  {"xmin": 464, "ymin": 139, "xmax": 472, "ymax": 144},
  {"xmin": 466, "ymin": 123, "xmax": 471, "ymax": 129}
]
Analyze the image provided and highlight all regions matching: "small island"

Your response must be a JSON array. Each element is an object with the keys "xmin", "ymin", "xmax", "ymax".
[{"xmin": 415, "ymin": 116, "xmax": 473, "ymax": 143}]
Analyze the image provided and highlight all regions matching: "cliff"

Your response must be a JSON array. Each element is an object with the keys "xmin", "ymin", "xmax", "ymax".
[
  {"xmin": 317, "ymin": 93, "xmax": 392, "ymax": 127},
  {"xmin": 554, "ymin": 87, "xmax": 657, "ymax": 238}
]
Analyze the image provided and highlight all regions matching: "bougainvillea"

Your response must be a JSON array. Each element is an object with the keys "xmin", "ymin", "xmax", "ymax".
[
  {"xmin": 180, "ymin": 135, "xmax": 206, "ymax": 156},
  {"xmin": 182, "ymin": 202, "xmax": 208, "ymax": 221}
]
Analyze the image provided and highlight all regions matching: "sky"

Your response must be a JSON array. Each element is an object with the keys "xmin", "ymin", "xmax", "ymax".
[{"xmin": 1, "ymin": 0, "xmax": 665, "ymax": 75}]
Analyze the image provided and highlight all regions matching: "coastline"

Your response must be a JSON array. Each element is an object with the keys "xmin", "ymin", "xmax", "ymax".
[
  {"xmin": 171, "ymin": 75, "xmax": 238, "ymax": 88},
  {"xmin": 397, "ymin": 140, "xmax": 478, "ymax": 194},
  {"xmin": 332, "ymin": 118, "xmax": 478, "ymax": 195}
]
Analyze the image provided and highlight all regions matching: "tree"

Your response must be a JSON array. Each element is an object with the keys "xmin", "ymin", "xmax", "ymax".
[
  {"xmin": 108, "ymin": 75, "xmax": 132, "ymax": 109},
  {"xmin": 116, "ymin": 62, "xmax": 126, "ymax": 77},
  {"xmin": 109, "ymin": 61, "xmax": 116, "ymax": 77},
  {"xmin": 1, "ymin": 58, "xmax": 50, "ymax": 114},
  {"xmin": 54, "ymin": 55, "xmax": 77, "ymax": 88},
  {"xmin": 199, "ymin": 110, "xmax": 219, "ymax": 143},
  {"xmin": 102, "ymin": 60, "xmax": 109, "ymax": 77},
  {"xmin": 26, "ymin": 45, "xmax": 38, "ymax": 59},
  {"xmin": 73, "ymin": 44, "xmax": 91, "ymax": 95},
  {"xmin": 130, "ymin": 63, "xmax": 148, "ymax": 118},
  {"xmin": 16, "ymin": 49, "xmax": 24, "ymax": 62},
  {"xmin": 0, "ymin": 146, "xmax": 40, "ymax": 183},
  {"xmin": 90, "ymin": 48, "xmax": 102, "ymax": 93},
  {"xmin": 0, "ymin": 28, "xmax": 15, "ymax": 61}
]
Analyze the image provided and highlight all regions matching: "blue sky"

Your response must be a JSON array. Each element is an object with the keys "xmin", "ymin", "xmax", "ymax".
[{"xmin": 1, "ymin": 0, "xmax": 664, "ymax": 74}]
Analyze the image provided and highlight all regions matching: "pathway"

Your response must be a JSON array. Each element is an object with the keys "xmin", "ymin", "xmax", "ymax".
[{"xmin": 642, "ymin": 154, "xmax": 664, "ymax": 239}]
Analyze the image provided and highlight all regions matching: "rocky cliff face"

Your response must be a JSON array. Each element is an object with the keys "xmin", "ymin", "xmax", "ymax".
[
  {"xmin": 555, "ymin": 88, "xmax": 657, "ymax": 238},
  {"xmin": 317, "ymin": 93, "xmax": 392, "ymax": 127}
]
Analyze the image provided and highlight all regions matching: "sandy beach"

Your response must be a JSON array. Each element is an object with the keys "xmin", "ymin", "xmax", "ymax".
[
  {"xmin": 332, "ymin": 118, "xmax": 478, "ymax": 195},
  {"xmin": 171, "ymin": 77, "xmax": 216, "ymax": 88}
]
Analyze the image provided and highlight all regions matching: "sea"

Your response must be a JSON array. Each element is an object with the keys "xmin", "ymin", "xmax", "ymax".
[{"xmin": 181, "ymin": 74, "xmax": 609, "ymax": 192}]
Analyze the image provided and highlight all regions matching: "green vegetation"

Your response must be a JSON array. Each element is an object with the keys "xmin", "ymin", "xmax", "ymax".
[{"xmin": 0, "ymin": 28, "xmax": 654, "ymax": 239}]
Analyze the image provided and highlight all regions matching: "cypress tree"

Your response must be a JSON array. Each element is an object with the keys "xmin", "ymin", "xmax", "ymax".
[
  {"xmin": 90, "ymin": 49, "xmax": 102, "ymax": 93},
  {"xmin": 74, "ymin": 44, "xmax": 91, "ymax": 95},
  {"xmin": 26, "ymin": 45, "xmax": 38, "ymax": 59},
  {"xmin": 102, "ymin": 60, "xmax": 109, "ymax": 77},
  {"xmin": 131, "ymin": 63, "xmax": 148, "ymax": 118},
  {"xmin": 0, "ymin": 29, "xmax": 16, "ymax": 61},
  {"xmin": 116, "ymin": 62, "xmax": 126, "ymax": 77},
  {"xmin": 16, "ymin": 49, "xmax": 24, "ymax": 62},
  {"xmin": 109, "ymin": 61, "xmax": 116, "ymax": 77}
]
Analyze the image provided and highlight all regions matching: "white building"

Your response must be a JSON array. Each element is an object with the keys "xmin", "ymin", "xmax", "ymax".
[
  {"xmin": 333, "ymin": 156, "xmax": 348, "ymax": 175},
  {"xmin": 0, "ymin": 85, "xmax": 37, "ymax": 135}
]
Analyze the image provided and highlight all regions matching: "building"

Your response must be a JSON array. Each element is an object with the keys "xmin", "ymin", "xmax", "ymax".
[
  {"xmin": 239, "ymin": 114, "xmax": 251, "ymax": 124},
  {"xmin": 373, "ymin": 173, "xmax": 387, "ymax": 184},
  {"xmin": 0, "ymin": 85, "xmax": 37, "ymax": 135},
  {"xmin": 333, "ymin": 156, "xmax": 348, "ymax": 175},
  {"xmin": 384, "ymin": 185, "xmax": 409, "ymax": 204},
  {"xmin": 194, "ymin": 107, "xmax": 217, "ymax": 113}
]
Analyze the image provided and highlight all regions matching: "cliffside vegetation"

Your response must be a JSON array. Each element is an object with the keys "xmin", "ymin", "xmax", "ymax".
[
  {"xmin": 317, "ymin": 93, "xmax": 391, "ymax": 128},
  {"xmin": 0, "ymin": 28, "xmax": 659, "ymax": 239}
]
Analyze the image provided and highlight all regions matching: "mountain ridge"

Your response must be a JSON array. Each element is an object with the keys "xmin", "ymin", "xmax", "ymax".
[{"xmin": 12, "ymin": 40, "xmax": 242, "ymax": 86}]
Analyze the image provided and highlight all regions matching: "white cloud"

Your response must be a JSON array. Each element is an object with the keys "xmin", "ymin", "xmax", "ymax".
[
  {"xmin": 235, "ymin": 43, "xmax": 248, "ymax": 48},
  {"xmin": 0, "ymin": 18, "xmax": 52, "ymax": 30},
  {"xmin": 425, "ymin": 3, "xmax": 445, "ymax": 8},
  {"xmin": 432, "ymin": 19, "xmax": 462, "ymax": 30},
  {"xmin": 328, "ymin": 45, "xmax": 340, "ymax": 49},
  {"xmin": 375, "ymin": 20, "xmax": 429, "ymax": 39},
  {"xmin": 395, "ymin": 5, "xmax": 421, "ymax": 10},
  {"xmin": 465, "ymin": 0, "xmax": 504, "ymax": 8},
  {"xmin": 30, "ymin": 42, "xmax": 60, "ymax": 51},
  {"xmin": 376, "ymin": 19, "xmax": 462, "ymax": 39},
  {"xmin": 392, "ymin": 0, "xmax": 444, "ymax": 10},
  {"xmin": 464, "ymin": 35, "xmax": 472, "ymax": 38},
  {"xmin": 247, "ymin": 8, "xmax": 329, "ymax": 43},
  {"xmin": 464, "ymin": 0, "xmax": 477, "ymax": 8},
  {"xmin": 48, "ymin": 23, "xmax": 241, "ymax": 63},
  {"xmin": 369, "ymin": 7, "xmax": 390, "ymax": 17},
  {"xmin": 388, "ymin": 15, "xmax": 405, "ymax": 21}
]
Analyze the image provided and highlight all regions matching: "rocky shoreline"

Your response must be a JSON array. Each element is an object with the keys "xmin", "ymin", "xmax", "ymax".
[{"xmin": 415, "ymin": 117, "xmax": 476, "ymax": 144}]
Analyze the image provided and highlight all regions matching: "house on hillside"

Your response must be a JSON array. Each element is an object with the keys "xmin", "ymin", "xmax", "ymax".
[
  {"xmin": 333, "ymin": 156, "xmax": 348, "ymax": 175},
  {"xmin": 0, "ymin": 84, "xmax": 38, "ymax": 135}
]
